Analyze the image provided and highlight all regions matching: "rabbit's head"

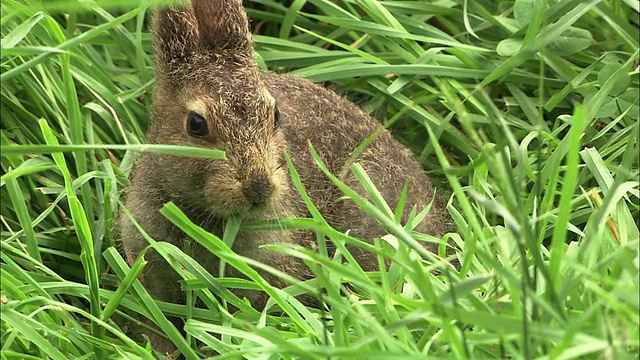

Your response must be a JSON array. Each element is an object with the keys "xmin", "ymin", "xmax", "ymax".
[{"xmin": 147, "ymin": 0, "xmax": 287, "ymax": 218}]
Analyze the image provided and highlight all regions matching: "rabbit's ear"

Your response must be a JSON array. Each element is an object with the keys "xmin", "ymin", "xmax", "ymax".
[
  {"xmin": 151, "ymin": 5, "xmax": 199, "ymax": 68},
  {"xmin": 191, "ymin": 0, "xmax": 252, "ymax": 56}
]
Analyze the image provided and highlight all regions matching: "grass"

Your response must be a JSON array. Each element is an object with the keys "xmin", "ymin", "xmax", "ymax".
[{"xmin": 1, "ymin": 0, "xmax": 639, "ymax": 359}]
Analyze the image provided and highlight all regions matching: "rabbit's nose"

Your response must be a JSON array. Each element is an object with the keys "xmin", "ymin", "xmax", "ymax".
[{"xmin": 242, "ymin": 173, "xmax": 273, "ymax": 206}]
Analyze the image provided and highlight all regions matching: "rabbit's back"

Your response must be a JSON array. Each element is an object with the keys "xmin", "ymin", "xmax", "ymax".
[{"xmin": 263, "ymin": 73, "xmax": 452, "ymax": 255}]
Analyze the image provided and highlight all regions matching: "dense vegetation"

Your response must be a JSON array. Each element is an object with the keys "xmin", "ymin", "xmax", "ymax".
[{"xmin": 1, "ymin": 0, "xmax": 638, "ymax": 359}]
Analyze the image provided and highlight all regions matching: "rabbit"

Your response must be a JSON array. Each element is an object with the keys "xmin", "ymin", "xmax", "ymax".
[{"xmin": 118, "ymin": 0, "xmax": 453, "ymax": 354}]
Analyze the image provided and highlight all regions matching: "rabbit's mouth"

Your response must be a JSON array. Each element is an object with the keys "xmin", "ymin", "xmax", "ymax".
[
  {"xmin": 201, "ymin": 185, "xmax": 280, "ymax": 218},
  {"xmin": 202, "ymin": 167, "xmax": 286, "ymax": 218},
  {"xmin": 211, "ymin": 198, "xmax": 277, "ymax": 220},
  {"xmin": 246, "ymin": 202, "xmax": 271, "ymax": 216},
  {"xmin": 194, "ymin": 199, "xmax": 274, "ymax": 223}
]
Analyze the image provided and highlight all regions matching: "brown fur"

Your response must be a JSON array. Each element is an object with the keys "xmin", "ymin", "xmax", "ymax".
[{"xmin": 118, "ymin": 0, "xmax": 452, "ymax": 354}]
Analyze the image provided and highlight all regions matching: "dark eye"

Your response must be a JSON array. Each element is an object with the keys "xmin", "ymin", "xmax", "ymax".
[
  {"xmin": 273, "ymin": 105, "xmax": 281, "ymax": 128},
  {"xmin": 187, "ymin": 111, "xmax": 208, "ymax": 137}
]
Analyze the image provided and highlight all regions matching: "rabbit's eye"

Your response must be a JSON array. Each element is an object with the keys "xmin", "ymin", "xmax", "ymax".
[
  {"xmin": 187, "ymin": 112, "xmax": 208, "ymax": 137},
  {"xmin": 273, "ymin": 106, "xmax": 281, "ymax": 128}
]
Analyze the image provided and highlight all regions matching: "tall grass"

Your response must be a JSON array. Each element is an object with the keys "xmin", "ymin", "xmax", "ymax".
[{"xmin": 1, "ymin": 0, "xmax": 638, "ymax": 359}]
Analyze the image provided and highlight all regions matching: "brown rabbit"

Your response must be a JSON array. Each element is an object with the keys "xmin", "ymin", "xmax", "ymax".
[{"xmin": 118, "ymin": 0, "xmax": 452, "ymax": 354}]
